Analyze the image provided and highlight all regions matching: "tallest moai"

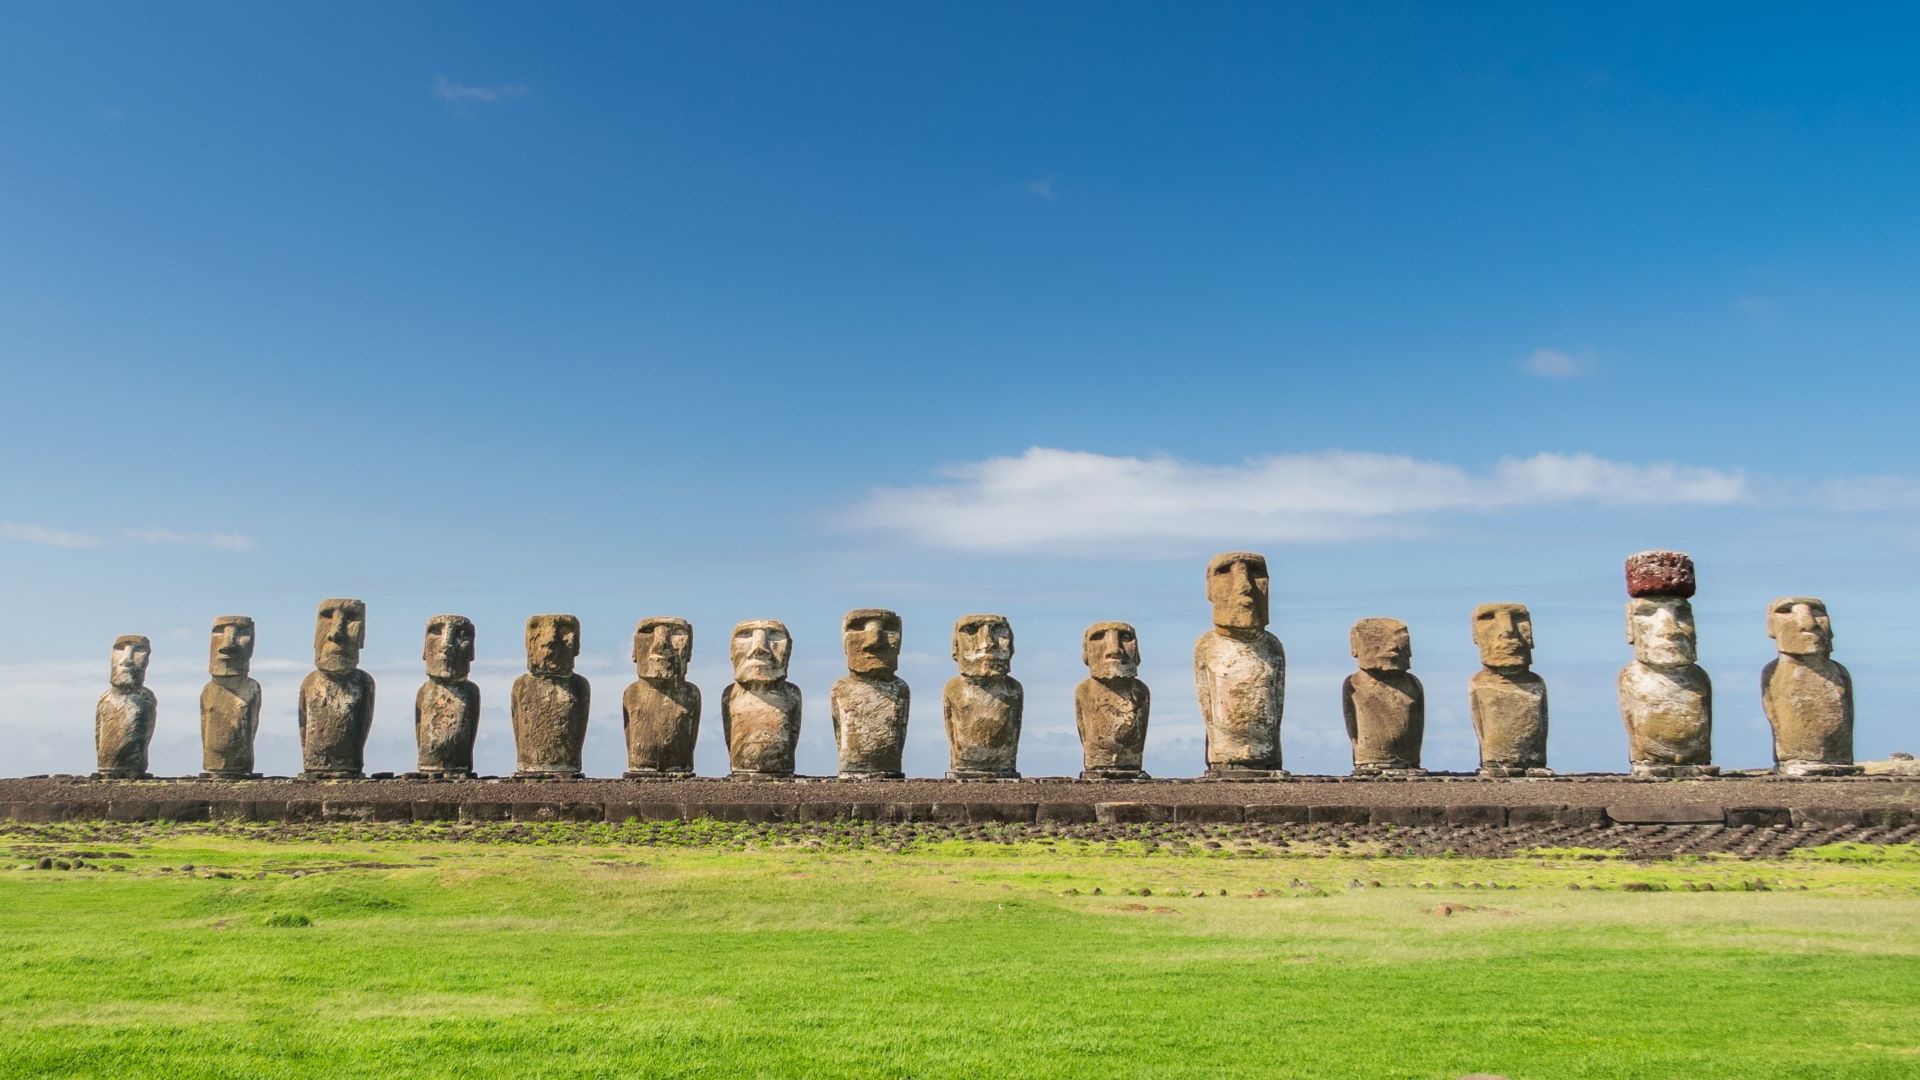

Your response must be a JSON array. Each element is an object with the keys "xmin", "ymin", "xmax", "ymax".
[{"xmin": 1193, "ymin": 552, "xmax": 1286, "ymax": 777}]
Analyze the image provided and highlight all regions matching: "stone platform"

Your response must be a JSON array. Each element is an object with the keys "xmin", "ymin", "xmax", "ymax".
[{"xmin": 2, "ymin": 774, "xmax": 1914, "ymax": 829}]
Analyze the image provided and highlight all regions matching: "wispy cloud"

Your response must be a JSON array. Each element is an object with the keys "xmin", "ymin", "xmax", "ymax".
[
  {"xmin": 1, "ymin": 522, "xmax": 103, "ymax": 549},
  {"xmin": 1024, "ymin": 175, "xmax": 1058, "ymax": 200},
  {"xmin": 432, "ymin": 75, "xmax": 529, "ymax": 105},
  {"xmin": 850, "ymin": 448, "xmax": 1750, "ymax": 553},
  {"xmin": 1521, "ymin": 346, "xmax": 1593, "ymax": 378},
  {"xmin": 121, "ymin": 527, "xmax": 257, "ymax": 553}
]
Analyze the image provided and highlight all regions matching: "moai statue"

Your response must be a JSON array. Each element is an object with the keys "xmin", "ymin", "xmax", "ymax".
[
  {"xmin": 624, "ymin": 617, "xmax": 700, "ymax": 777},
  {"xmin": 299, "ymin": 598, "xmax": 375, "ymax": 779},
  {"xmin": 1193, "ymin": 552, "xmax": 1286, "ymax": 777},
  {"xmin": 416, "ymin": 615, "xmax": 478, "ymax": 778},
  {"xmin": 200, "ymin": 615, "xmax": 261, "ymax": 779},
  {"xmin": 721, "ymin": 620, "xmax": 800, "ymax": 778},
  {"xmin": 1075, "ymin": 621, "xmax": 1150, "ymax": 780},
  {"xmin": 1762, "ymin": 597, "xmax": 1858, "ymax": 776},
  {"xmin": 830, "ymin": 609, "xmax": 909, "ymax": 779},
  {"xmin": 1342, "ymin": 618, "xmax": 1424, "ymax": 775},
  {"xmin": 95, "ymin": 635, "xmax": 156, "ymax": 778},
  {"xmin": 512, "ymin": 614, "xmax": 589, "ymax": 778},
  {"xmin": 944, "ymin": 614, "xmax": 1022, "ymax": 779},
  {"xmin": 1618, "ymin": 550, "xmax": 1716, "ymax": 777},
  {"xmin": 1469, "ymin": 603, "xmax": 1550, "ymax": 776}
]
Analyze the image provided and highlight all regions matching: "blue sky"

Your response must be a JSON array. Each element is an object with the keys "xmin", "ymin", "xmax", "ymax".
[{"xmin": 3, "ymin": 2, "xmax": 1917, "ymax": 778}]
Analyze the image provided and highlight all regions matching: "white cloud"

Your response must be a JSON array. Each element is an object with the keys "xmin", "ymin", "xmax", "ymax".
[
  {"xmin": 1522, "ymin": 346, "xmax": 1592, "ymax": 378},
  {"xmin": 1024, "ymin": 175, "xmax": 1057, "ymax": 200},
  {"xmin": 432, "ymin": 75, "xmax": 529, "ymax": 105},
  {"xmin": 850, "ymin": 448, "xmax": 1750, "ymax": 553},
  {"xmin": 2, "ymin": 522, "xmax": 102, "ymax": 548},
  {"xmin": 121, "ymin": 527, "xmax": 258, "ymax": 553}
]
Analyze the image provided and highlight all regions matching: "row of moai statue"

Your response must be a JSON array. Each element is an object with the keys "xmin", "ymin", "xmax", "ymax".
[{"xmin": 92, "ymin": 549, "xmax": 1858, "ymax": 781}]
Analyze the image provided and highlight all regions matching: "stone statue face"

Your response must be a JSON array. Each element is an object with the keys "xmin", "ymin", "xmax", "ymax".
[
  {"xmin": 1350, "ymin": 617, "xmax": 1411, "ymax": 672},
  {"xmin": 952, "ymin": 614, "xmax": 1013, "ymax": 677},
  {"xmin": 525, "ymin": 614, "xmax": 581, "ymax": 677},
  {"xmin": 209, "ymin": 615, "xmax": 255, "ymax": 677},
  {"xmin": 1472, "ymin": 603, "xmax": 1533, "ymax": 669},
  {"xmin": 633, "ymin": 616, "xmax": 693, "ymax": 680},
  {"xmin": 1082, "ymin": 621, "xmax": 1139, "ymax": 680},
  {"xmin": 731, "ymin": 619, "xmax": 791, "ymax": 683},
  {"xmin": 1767, "ymin": 596, "xmax": 1832, "ymax": 658},
  {"xmin": 1626, "ymin": 597, "xmax": 1696, "ymax": 666},
  {"xmin": 314, "ymin": 598, "xmax": 367, "ymax": 674},
  {"xmin": 842, "ymin": 608, "xmax": 902, "ymax": 677},
  {"xmin": 110, "ymin": 634, "xmax": 151, "ymax": 689},
  {"xmin": 1206, "ymin": 552, "xmax": 1270, "ymax": 632},
  {"xmin": 423, "ymin": 615, "xmax": 475, "ymax": 680}
]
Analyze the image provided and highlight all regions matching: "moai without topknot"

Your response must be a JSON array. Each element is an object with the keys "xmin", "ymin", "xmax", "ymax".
[
  {"xmin": 1076, "ymin": 621, "xmax": 1150, "ymax": 780},
  {"xmin": 624, "ymin": 617, "xmax": 700, "ymax": 777},
  {"xmin": 944, "ymin": 614, "xmax": 1022, "ymax": 779},
  {"xmin": 1193, "ymin": 552, "xmax": 1286, "ymax": 777},
  {"xmin": 416, "ymin": 615, "xmax": 479, "ymax": 777},
  {"xmin": 1342, "ymin": 618, "xmax": 1424, "ymax": 775},
  {"xmin": 1762, "ymin": 597, "xmax": 1858, "ymax": 776},
  {"xmin": 200, "ymin": 615, "xmax": 261, "ymax": 779},
  {"xmin": 1618, "ymin": 550, "xmax": 1716, "ymax": 777},
  {"xmin": 96, "ymin": 635, "xmax": 156, "ymax": 778},
  {"xmin": 512, "ymin": 614, "xmax": 589, "ymax": 778},
  {"xmin": 1469, "ymin": 603, "xmax": 1550, "ymax": 776},
  {"xmin": 831, "ymin": 609, "xmax": 909, "ymax": 779},
  {"xmin": 300, "ymin": 598, "xmax": 375, "ymax": 779},
  {"xmin": 722, "ymin": 619, "xmax": 801, "ymax": 778}
]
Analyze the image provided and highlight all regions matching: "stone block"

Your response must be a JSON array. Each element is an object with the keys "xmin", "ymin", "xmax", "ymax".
[
  {"xmin": 881, "ymin": 802, "xmax": 933, "ymax": 822},
  {"xmin": 1174, "ymin": 804, "xmax": 1245, "ymax": 824},
  {"xmin": 1036, "ymin": 802, "xmax": 1097, "ymax": 825},
  {"xmin": 925, "ymin": 803, "xmax": 971, "ymax": 823},
  {"xmin": 699, "ymin": 803, "xmax": 789, "ymax": 823},
  {"xmin": 459, "ymin": 801, "xmax": 511, "ymax": 822},
  {"xmin": 2, "ymin": 802, "xmax": 63, "ymax": 823},
  {"xmin": 410, "ymin": 801, "xmax": 461, "ymax": 822},
  {"xmin": 1444, "ymin": 804, "xmax": 1507, "ymax": 826},
  {"xmin": 1724, "ymin": 806, "xmax": 1792, "ymax": 827},
  {"xmin": 799, "ymin": 803, "xmax": 853, "ymax": 822},
  {"xmin": 1244, "ymin": 804, "xmax": 1309, "ymax": 824},
  {"xmin": 1094, "ymin": 802, "xmax": 1173, "ymax": 824},
  {"xmin": 1371, "ymin": 805, "xmax": 1443, "ymax": 826},
  {"xmin": 605, "ymin": 802, "xmax": 687, "ymax": 823},
  {"xmin": 966, "ymin": 803, "xmax": 1038, "ymax": 824},
  {"xmin": 208, "ymin": 801, "xmax": 255, "ymax": 821},
  {"xmin": 106, "ymin": 799, "xmax": 159, "ymax": 822},
  {"xmin": 1606, "ymin": 804, "xmax": 1724, "ymax": 825},
  {"xmin": 1791, "ymin": 806, "xmax": 1868, "ymax": 829},
  {"xmin": 1307, "ymin": 804, "xmax": 1371, "ymax": 824}
]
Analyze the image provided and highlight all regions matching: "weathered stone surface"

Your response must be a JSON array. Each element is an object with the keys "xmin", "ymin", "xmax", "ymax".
[
  {"xmin": 95, "ymin": 635, "xmax": 156, "ymax": 778},
  {"xmin": 1076, "ymin": 621, "xmax": 1150, "ymax": 779},
  {"xmin": 512, "ymin": 615, "xmax": 589, "ymax": 778},
  {"xmin": 1620, "ymin": 573, "xmax": 1713, "ymax": 773},
  {"xmin": 831, "ymin": 609, "xmax": 908, "ymax": 778},
  {"xmin": 1470, "ymin": 603, "xmax": 1549, "ymax": 774},
  {"xmin": 624, "ymin": 617, "xmax": 700, "ymax": 776},
  {"xmin": 416, "ymin": 615, "xmax": 478, "ymax": 777},
  {"xmin": 1625, "ymin": 549, "xmax": 1696, "ymax": 599},
  {"xmin": 1606, "ymin": 804, "xmax": 1723, "ymax": 825},
  {"xmin": 722, "ymin": 620, "xmax": 800, "ymax": 777},
  {"xmin": 944, "ymin": 614, "xmax": 1022, "ymax": 779},
  {"xmin": 1194, "ymin": 552, "xmax": 1286, "ymax": 776},
  {"xmin": 200, "ymin": 616, "xmax": 261, "ymax": 778},
  {"xmin": 1761, "ymin": 597, "xmax": 1856, "ymax": 775},
  {"xmin": 299, "ymin": 599, "xmax": 374, "ymax": 780},
  {"xmin": 1343, "ymin": 618, "xmax": 1423, "ymax": 772}
]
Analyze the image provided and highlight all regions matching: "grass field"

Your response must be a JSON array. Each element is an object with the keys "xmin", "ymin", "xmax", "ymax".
[{"xmin": 2, "ymin": 822, "xmax": 1918, "ymax": 1079}]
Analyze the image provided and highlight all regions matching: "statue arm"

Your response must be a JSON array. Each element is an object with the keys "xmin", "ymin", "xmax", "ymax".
[
  {"xmin": 1759, "ymin": 660, "xmax": 1778, "ymax": 726},
  {"xmin": 1340, "ymin": 675, "xmax": 1357, "ymax": 744}
]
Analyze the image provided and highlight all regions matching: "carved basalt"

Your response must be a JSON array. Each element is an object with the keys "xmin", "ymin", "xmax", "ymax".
[
  {"xmin": 1075, "ymin": 621, "xmax": 1149, "ymax": 780},
  {"xmin": 96, "ymin": 634, "xmax": 156, "ymax": 778},
  {"xmin": 624, "ymin": 617, "xmax": 700, "ymax": 777},
  {"xmin": 1193, "ymin": 552, "xmax": 1286, "ymax": 777},
  {"xmin": 1342, "ymin": 618, "xmax": 1424, "ymax": 773},
  {"xmin": 722, "ymin": 619, "xmax": 800, "ymax": 778},
  {"xmin": 1762, "ymin": 597, "xmax": 1857, "ymax": 776},
  {"xmin": 1469, "ymin": 603, "xmax": 1549, "ymax": 776},
  {"xmin": 831, "ymin": 609, "xmax": 908, "ymax": 779},
  {"xmin": 416, "ymin": 615, "xmax": 478, "ymax": 777},
  {"xmin": 200, "ymin": 615, "xmax": 261, "ymax": 778},
  {"xmin": 512, "ymin": 614, "xmax": 589, "ymax": 778},
  {"xmin": 944, "ymin": 614, "xmax": 1021, "ymax": 778},
  {"xmin": 300, "ymin": 598, "xmax": 374, "ymax": 779},
  {"xmin": 1619, "ymin": 553, "xmax": 1714, "ymax": 776}
]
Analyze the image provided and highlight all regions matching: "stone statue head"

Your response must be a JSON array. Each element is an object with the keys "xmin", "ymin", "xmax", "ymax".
[
  {"xmin": 1626, "ymin": 597, "xmax": 1696, "ymax": 666},
  {"xmin": 525, "ymin": 614, "xmax": 581, "ymax": 677},
  {"xmin": 110, "ymin": 634, "xmax": 151, "ymax": 689},
  {"xmin": 633, "ymin": 616, "xmax": 693, "ymax": 681},
  {"xmin": 730, "ymin": 619, "xmax": 792, "ymax": 684},
  {"xmin": 952, "ymin": 614, "xmax": 1013, "ymax": 677},
  {"xmin": 1472, "ymin": 603, "xmax": 1533, "ymax": 669},
  {"xmin": 1082, "ymin": 621, "xmax": 1140, "ymax": 680},
  {"xmin": 314, "ymin": 598, "xmax": 367, "ymax": 674},
  {"xmin": 842, "ymin": 608, "xmax": 902, "ymax": 677},
  {"xmin": 1350, "ymin": 617, "xmax": 1412, "ymax": 672},
  {"xmin": 209, "ymin": 615, "xmax": 255, "ymax": 677},
  {"xmin": 1767, "ymin": 596, "xmax": 1832, "ymax": 658},
  {"xmin": 1206, "ymin": 551, "xmax": 1270, "ymax": 632},
  {"xmin": 423, "ymin": 614, "xmax": 475, "ymax": 680}
]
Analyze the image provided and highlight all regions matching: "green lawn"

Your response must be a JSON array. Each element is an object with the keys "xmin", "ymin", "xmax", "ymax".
[{"xmin": 2, "ymin": 823, "xmax": 1918, "ymax": 1079}]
